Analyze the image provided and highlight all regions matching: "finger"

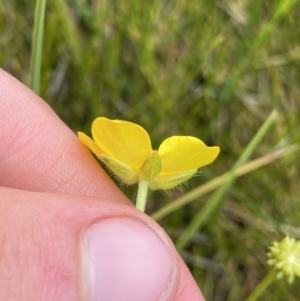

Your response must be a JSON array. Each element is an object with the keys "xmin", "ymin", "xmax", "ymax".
[
  {"xmin": 0, "ymin": 69, "xmax": 129, "ymax": 204},
  {"xmin": 0, "ymin": 187, "xmax": 180, "ymax": 301},
  {"xmin": 0, "ymin": 70, "xmax": 206, "ymax": 300},
  {"xmin": 176, "ymin": 256, "xmax": 206, "ymax": 300}
]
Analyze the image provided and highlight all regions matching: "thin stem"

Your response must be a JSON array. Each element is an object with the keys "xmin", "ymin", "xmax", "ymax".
[
  {"xmin": 245, "ymin": 269, "xmax": 277, "ymax": 301},
  {"xmin": 136, "ymin": 179, "xmax": 149, "ymax": 212},
  {"xmin": 30, "ymin": 0, "xmax": 47, "ymax": 94}
]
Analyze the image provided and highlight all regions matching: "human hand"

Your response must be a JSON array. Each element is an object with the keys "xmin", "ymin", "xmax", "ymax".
[{"xmin": 0, "ymin": 69, "xmax": 205, "ymax": 301}]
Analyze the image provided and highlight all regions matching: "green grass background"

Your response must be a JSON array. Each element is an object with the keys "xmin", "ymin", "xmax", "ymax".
[{"xmin": 2, "ymin": 0, "xmax": 300, "ymax": 300}]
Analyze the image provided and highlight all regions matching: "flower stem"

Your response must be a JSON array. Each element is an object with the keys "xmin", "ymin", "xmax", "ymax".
[
  {"xmin": 136, "ymin": 179, "xmax": 149, "ymax": 212},
  {"xmin": 245, "ymin": 269, "xmax": 277, "ymax": 301}
]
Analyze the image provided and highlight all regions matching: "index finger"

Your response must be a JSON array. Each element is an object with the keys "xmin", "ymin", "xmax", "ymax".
[{"xmin": 0, "ymin": 69, "xmax": 130, "ymax": 205}]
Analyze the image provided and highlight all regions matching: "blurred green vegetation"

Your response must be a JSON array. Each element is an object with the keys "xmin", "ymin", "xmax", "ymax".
[{"xmin": 2, "ymin": 0, "xmax": 300, "ymax": 299}]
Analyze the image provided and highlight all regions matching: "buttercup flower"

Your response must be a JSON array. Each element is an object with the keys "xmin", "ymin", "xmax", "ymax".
[
  {"xmin": 267, "ymin": 236, "xmax": 300, "ymax": 283},
  {"xmin": 78, "ymin": 117, "xmax": 220, "ymax": 211},
  {"xmin": 78, "ymin": 117, "xmax": 220, "ymax": 190}
]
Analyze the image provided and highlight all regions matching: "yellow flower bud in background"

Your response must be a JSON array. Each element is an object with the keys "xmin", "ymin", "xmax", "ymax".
[{"xmin": 267, "ymin": 236, "xmax": 300, "ymax": 283}]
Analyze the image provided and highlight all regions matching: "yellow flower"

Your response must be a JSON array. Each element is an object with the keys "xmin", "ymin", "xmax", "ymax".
[
  {"xmin": 267, "ymin": 236, "xmax": 300, "ymax": 283},
  {"xmin": 78, "ymin": 117, "xmax": 220, "ymax": 190}
]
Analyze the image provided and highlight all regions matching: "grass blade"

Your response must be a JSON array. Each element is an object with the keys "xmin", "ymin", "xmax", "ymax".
[
  {"xmin": 175, "ymin": 110, "xmax": 278, "ymax": 250},
  {"xmin": 29, "ymin": 0, "xmax": 46, "ymax": 94},
  {"xmin": 151, "ymin": 143, "xmax": 299, "ymax": 221}
]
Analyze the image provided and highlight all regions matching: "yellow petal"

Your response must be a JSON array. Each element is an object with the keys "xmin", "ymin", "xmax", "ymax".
[
  {"xmin": 99, "ymin": 154, "xmax": 139, "ymax": 185},
  {"xmin": 150, "ymin": 169, "xmax": 197, "ymax": 190},
  {"xmin": 158, "ymin": 136, "xmax": 220, "ymax": 175},
  {"xmin": 78, "ymin": 132, "xmax": 103, "ymax": 157},
  {"xmin": 92, "ymin": 117, "xmax": 152, "ymax": 170}
]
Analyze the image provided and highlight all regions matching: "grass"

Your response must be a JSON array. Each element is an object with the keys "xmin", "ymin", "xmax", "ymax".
[{"xmin": 2, "ymin": 0, "xmax": 300, "ymax": 299}]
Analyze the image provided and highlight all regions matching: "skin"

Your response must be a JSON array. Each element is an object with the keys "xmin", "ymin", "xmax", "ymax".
[{"xmin": 0, "ymin": 69, "xmax": 206, "ymax": 301}]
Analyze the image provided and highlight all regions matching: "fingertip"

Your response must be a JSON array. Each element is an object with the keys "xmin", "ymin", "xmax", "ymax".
[
  {"xmin": 81, "ymin": 216, "xmax": 179, "ymax": 301},
  {"xmin": 0, "ymin": 188, "xmax": 180, "ymax": 301},
  {"xmin": 176, "ymin": 256, "xmax": 206, "ymax": 301}
]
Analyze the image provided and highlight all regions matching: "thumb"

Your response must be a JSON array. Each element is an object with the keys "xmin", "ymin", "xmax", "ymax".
[{"xmin": 0, "ymin": 187, "xmax": 179, "ymax": 301}]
